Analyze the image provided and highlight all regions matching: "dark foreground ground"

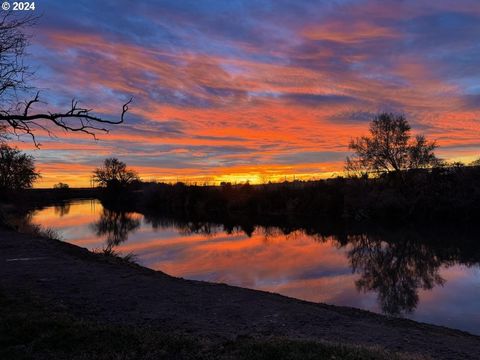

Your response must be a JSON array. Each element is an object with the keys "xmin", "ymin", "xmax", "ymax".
[{"xmin": 1, "ymin": 229, "xmax": 479, "ymax": 359}]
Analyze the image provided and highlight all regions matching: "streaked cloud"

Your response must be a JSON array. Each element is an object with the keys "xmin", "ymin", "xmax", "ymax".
[{"xmin": 10, "ymin": 0, "xmax": 480, "ymax": 186}]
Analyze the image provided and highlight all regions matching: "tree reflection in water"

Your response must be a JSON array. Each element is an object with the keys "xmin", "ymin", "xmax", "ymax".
[
  {"xmin": 346, "ymin": 232, "xmax": 445, "ymax": 315},
  {"xmin": 53, "ymin": 202, "xmax": 71, "ymax": 217},
  {"xmin": 92, "ymin": 208, "xmax": 140, "ymax": 248}
]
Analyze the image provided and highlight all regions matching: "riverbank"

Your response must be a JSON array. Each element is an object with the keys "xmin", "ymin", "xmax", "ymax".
[
  {"xmin": 0, "ymin": 292, "xmax": 414, "ymax": 360},
  {"xmin": 1, "ymin": 228, "xmax": 479, "ymax": 359}
]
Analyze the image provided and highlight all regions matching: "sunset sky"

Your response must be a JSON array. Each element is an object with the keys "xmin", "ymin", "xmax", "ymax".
[{"xmin": 13, "ymin": 0, "xmax": 480, "ymax": 187}]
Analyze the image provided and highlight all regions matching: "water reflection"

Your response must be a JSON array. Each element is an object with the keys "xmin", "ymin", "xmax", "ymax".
[
  {"xmin": 30, "ymin": 200, "xmax": 480, "ymax": 334},
  {"xmin": 91, "ymin": 209, "xmax": 140, "ymax": 248},
  {"xmin": 144, "ymin": 215, "xmax": 252, "ymax": 237},
  {"xmin": 93, "ymin": 208, "xmax": 474, "ymax": 317},
  {"xmin": 53, "ymin": 202, "xmax": 71, "ymax": 217},
  {"xmin": 347, "ymin": 233, "xmax": 445, "ymax": 315}
]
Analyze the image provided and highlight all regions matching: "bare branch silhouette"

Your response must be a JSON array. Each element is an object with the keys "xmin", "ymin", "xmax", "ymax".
[
  {"xmin": 0, "ymin": 93, "xmax": 132, "ymax": 146},
  {"xmin": 0, "ymin": 13, "xmax": 132, "ymax": 146}
]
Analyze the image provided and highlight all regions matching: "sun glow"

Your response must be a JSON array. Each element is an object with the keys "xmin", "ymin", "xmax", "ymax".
[{"xmin": 33, "ymin": 162, "xmax": 344, "ymax": 188}]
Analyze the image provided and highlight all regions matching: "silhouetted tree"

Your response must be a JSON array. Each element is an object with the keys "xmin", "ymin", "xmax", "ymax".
[
  {"xmin": 93, "ymin": 158, "xmax": 139, "ymax": 189},
  {"xmin": 470, "ymin": 158, "xmax": 480, "ymax": 167},
  {"xmin": 0, "ymin": 13, "xmax": 131, "ymax": 145},
  {"xmin": 53, "ymin": 182, "xmax": 69, "ymax": 189},
  {"xmin": 0, "ymin": 143, "xmax": 39, "ymax": 191},
  {"xmin": 346, "ymin": 113, "xmax": 439, "ymax": 176}
]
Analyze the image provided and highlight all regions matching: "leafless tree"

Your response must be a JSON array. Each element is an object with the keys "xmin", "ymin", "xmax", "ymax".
[
  {"xmin": 346, "ymin": 113, "xmax": 439, "ymax": 176},
  {"xmin": 93, "ymin": 158, "xmax": 139, "ymax": 189},
  {"xmin": 0, "ymin": 13, "xmax": 131, "ymax": 146}
]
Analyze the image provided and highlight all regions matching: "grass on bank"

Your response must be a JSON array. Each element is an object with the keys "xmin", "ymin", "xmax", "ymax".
[
  {"xmin": 0, "ymin": 207, "xmax": 62, "ymax": 241},
  {"xmin": 0, "ymin": 291, "xmax": 425, "ymax": 360},
  {"xmin": 92, "ymin": 246, "xmax": 139, "ymax": 264}
]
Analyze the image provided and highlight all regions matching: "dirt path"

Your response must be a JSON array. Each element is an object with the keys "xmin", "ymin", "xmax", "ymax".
[{"xmin": 1, "ymin": 229, "xmax": 479, "ymax": 359}]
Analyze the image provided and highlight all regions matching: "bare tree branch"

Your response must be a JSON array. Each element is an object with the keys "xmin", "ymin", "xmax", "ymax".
[
  {"xmin": 0, "ymin": 94, "xmax": 132, "ymax": 146},
  {"xmin": 345, "ymin": 113, "xmax": 439, "ymax": 177},
  {"xmin": 0, "ymin": 13, "xmax": 132, "ymax": 146}
]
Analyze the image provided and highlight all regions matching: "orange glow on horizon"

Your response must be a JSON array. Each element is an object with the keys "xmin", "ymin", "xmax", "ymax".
[{"xmin": 33, "ymin": 161, "xmax": 344, "ymax": 188}]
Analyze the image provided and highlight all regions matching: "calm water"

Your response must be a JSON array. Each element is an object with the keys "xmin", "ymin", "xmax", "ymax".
[{"xmin": 31, "ymin": 199, "xmax": 480, "ymax": 335}]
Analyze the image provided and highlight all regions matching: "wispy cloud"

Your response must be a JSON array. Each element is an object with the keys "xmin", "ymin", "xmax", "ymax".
[{"xmin": 14, "ymin": 0, "xmax": 480, "ymax": 186}]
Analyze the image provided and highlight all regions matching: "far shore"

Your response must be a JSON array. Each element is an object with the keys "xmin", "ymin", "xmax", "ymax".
[
  {"xmin": 21, "ymin": 164, "xmax": 480, "ymax": 227},
  {"xmin": 1, "ymin": 227, "xmax": 479, "ymax": 359}
]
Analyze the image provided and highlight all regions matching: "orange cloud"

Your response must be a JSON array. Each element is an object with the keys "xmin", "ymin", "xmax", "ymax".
[{"xmin": 302, "ymin": 21, "xmax": 400, "ymax": 43}]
